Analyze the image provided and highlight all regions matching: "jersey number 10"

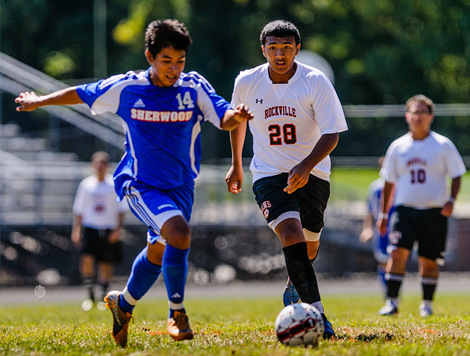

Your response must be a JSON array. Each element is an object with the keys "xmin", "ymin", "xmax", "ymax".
[{"xmin": 410, "ymin": 169, "xmax": 426, "ymax": 184}]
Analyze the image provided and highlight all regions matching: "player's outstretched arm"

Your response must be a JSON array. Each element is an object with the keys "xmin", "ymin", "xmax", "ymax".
[
  {"xmin": 359, "ymin": 213, "xmax": 374, "ymax": 243},
  {"xmin": 225, "ymin": 120, "xmax": 247, "ymax": 194},
  {"xmin": 220, "ymin": 104, "xmax": 253, "ymax": 131},
  {"xmin": 15, "ymin": 87, "xmax": 83, "ymax": 112}
]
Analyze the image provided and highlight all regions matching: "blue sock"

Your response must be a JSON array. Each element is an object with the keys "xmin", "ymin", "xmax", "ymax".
[
  {"xmin": 162, "ymin": 244, "xmax": 190, "ymax": 318},
  {"xmin": 378, "ymin": 265, "xmax": 387, "ymax": 290},
  {"xmin": 119, "ymin": 246, "xmax": 162, "ymax": 314}
]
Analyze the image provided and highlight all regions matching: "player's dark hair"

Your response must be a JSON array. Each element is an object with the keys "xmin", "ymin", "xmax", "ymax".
[
  {"xmin": 91, "ymin": 151, "xmax": 110, "ymax": 163},
  {"xmin": 260, "ymin": 20, "xmax": 301, "ymax": 46},
  {"xmin": 145, "ymin": 19, "xmax": 192, "ymax": 57},
  {"xmin": 406, "ymin": 94, "xmax": 435, "ymax": 114}
]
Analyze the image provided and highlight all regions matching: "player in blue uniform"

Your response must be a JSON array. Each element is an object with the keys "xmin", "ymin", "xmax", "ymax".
[
  {"xmin": 15, "ymin": 19, "xmax": 253, "ymax": 347},
  {"xmin": 359, "ymin": 157, "xmax": 395, "ymax": 296}
]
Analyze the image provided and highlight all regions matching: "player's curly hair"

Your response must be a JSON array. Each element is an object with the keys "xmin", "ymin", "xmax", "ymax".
[
  {"xmin": 406, "ymin": 94, "xmax": 435, "ymax": 114},
  {"xmin": 260, "ymin": 20, "xmax": 300, "ymax": 46},
  {"xmin": 145, "ymin": 19, "xmax": 192, "ymax": 57}
]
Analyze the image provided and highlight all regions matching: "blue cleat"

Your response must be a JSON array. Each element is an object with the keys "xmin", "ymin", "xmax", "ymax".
[
  {"xmin": 322, "ymin": 314, "xmax": 335, "ymax": 339},
  {"xmin": 379, "ymin": 299, "xmax": 398, "ymax": 316},
  {"xmin": 282, "ymin": 278, "xmax": 300, "ymax": 306}
]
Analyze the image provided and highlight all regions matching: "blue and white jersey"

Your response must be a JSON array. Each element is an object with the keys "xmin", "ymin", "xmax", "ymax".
[
  {"xmin": 367, "ymin": 178, "xmax": 384, "ymax": 222},
  {"xmin": 76, "ymin": 68, "xmax": 231, "ymax": 195},
  {"xmin": 366, "ymin": 177, "xmax": 390, "ymax": 263}
]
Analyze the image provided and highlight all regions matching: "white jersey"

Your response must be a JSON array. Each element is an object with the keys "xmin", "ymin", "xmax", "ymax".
[
  {"xmin": 231, "ymin": 62, "xmax": 347, "ymax": 183},
  {"xmin": 73, "ymin": 173, "xmax": 128, "ymax": 229},
  {"xmin": 380, "ymin": 131, "xmax": 466, "ymax": 209}
]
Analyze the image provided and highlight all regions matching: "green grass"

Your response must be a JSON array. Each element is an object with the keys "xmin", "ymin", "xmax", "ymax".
[{"xmin": 2, "ymin": 293, "xmax": 470, "ymax": 355}]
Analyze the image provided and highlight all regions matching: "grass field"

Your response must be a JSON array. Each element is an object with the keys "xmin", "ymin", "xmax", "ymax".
[{"xmin": 2, "ymin": 293, "xmax": 470, "ymax": 355}]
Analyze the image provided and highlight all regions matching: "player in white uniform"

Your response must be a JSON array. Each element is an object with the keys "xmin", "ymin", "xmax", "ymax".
[
  {"xmin": 72, "ymin": 151, "xmax": 128, "ymax": 307},
  {"xmin": 377, "ymin": 94, "xmax": 466, "ymax": 317},
  {"xmin": 225, "ymin": 20, "xmax": 347, "ymax": 339}
]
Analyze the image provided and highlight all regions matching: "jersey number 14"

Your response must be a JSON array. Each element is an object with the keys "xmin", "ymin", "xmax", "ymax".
[{"xmin": 176, "ymin": 92, "xmax": 195, "ymax": 109}]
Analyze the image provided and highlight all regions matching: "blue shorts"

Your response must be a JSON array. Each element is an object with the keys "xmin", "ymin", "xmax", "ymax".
[{"xmin": 119, "ymin": 179, "xmax": 194, "ymax": 244}]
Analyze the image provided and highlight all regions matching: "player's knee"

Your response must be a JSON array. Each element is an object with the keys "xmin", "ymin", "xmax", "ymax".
[
  {"xmin": 390, "ymin": 247, "xmax": 409, "ymax": 262},
  {"xmin": 165, "ymin": 224, "xmax": 191, "ymax": 248}
]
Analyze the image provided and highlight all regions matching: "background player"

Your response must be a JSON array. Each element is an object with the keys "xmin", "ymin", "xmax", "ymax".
[
  {"xmin": 359, "ymin": 156, "xmax": 395, "ymax": 296},
  {"xmin": 225, "ymin": 19, "xmax": 347, "ymax": 339},
  {"xmin": 15, "ymin": 19, "xmax": 253, "ymax": 346},
  {"xmin": 72, "ymin": 151, "xmax": 127, "ymax": 308},
  {"xmin": 377, "ymin": 94, "xmax": 466, "ymax": 317}
]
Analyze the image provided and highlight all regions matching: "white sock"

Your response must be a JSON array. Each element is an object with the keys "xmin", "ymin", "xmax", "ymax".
[{"xmin": 311, "ymin": 301, "xmax": 324, "ymax": 314}]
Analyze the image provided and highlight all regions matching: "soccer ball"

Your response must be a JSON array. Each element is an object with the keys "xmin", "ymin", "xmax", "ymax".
[{"xmin": 275, "ymin": 303, "xmax": 324, "ymax": 347}]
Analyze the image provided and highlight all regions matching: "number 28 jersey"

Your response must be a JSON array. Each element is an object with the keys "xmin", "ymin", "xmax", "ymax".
[
  {"xmin": 380, "ymin": 131, "xmax": 466, "ymax": 209},
  {"xmin": 76, "ymin": 68, "xmax": 231, "ymax": 194},
  {"xmin": 232, "ymin": 62, "xmax": 347, "ymax": 183}
]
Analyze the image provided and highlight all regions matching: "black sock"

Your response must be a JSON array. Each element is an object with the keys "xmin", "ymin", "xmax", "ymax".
[
  {"xmin": 83, "ymin": 277, "xmax": 95, "ymax": 301},
  {"xmin": 421, "ymin": 276, "xmax": 438, "ymax": 301},
  {"xmin": 385, "ymin": 273, "xmax": 404, "ymax": 299},
  {"xmin": 283, "ymin": 242, "xmax": 321, "ymax": 304},
  {"xmin": 101, "ymin": 282, "xmax": 109, "ymax": 299}
]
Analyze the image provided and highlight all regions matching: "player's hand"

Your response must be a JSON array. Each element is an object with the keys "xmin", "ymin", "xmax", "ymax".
[
  {"xmin": 108, "ymin": 229, "xmax": 121, "ymax": 243},
  {"xmin": 359, "ymin": 228, "xmax": 373, "ymax": 243},
  {"xmin": 15, "ymin": 92, "xmax": 42, "ymax": 112},
  {"xmin": 233, "ymin": 104, "xmax": 253, "ymax": 123},
  {"xmin": 71, "ymin": 230, "xmax": 82, "ymax": 249},
  {"xmin": 284, "ymin": 163, "xmax": 310, "ymax": 194},
  {"xmin": 225, "ymin": 165, "xmax": 243, "ymax": 194},
  {"xmin": 440, "ymin": 201, "xmax": 454, "ymax": 217},
  {"xmin": 377, "ymin": 217, "xmax": 388, "ymax": 236}
]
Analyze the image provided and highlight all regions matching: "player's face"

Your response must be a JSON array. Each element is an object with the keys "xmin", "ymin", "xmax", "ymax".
[
  {"xmin": 262, "ymin": 36, "xmax": 300, "ymax": 83},
  {"xmin": 146, "ymin": 46, "xmax": 186, "ymax": 87},
  {"xmin": 92, "ymin": 158, "xmax": 108, "ymax": 176},
  {"xmin": 405, "ymin": 101, "xmax": 434, "ymax": 134}
]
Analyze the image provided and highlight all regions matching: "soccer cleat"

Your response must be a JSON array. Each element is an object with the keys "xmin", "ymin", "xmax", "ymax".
[
  {"xmin": 419, "ymin": 303, "xmax": 433, "ymax": 317},
  {"xmin": 379, "ymin": 300, "xmax": 398, "ymax": 316},
  {"xmin": 321, "ymin": 314, "xmax": 336, "ymax": 339},
  {"xmin": 167, "ymin": 310, "xmax": 194, "ymax": 341},
  {"xmin": 282, "ymin": 278, "xmax": 300, "ymax": 306},
  {"xmin": 105, "ymin": 291, "xmax": 133, "ymax": 347}
]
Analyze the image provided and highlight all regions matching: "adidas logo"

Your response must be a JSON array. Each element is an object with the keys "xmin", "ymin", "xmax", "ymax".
[
  {"xmin": 134, "ymin": 99, "xmax": 145, "ymax": 108},
  {"xmin": 171, "ymin": 293, "xmax": 181, "ymax": 299}
]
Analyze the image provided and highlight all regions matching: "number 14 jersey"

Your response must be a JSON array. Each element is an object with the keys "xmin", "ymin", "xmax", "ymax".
[
  {"xmin": 231, "ymin": 62, "xmax": 347, "ymax": 183},
  {"xmin": 76, "ymin": 68, "xmax": 231, "ymax": 194}
]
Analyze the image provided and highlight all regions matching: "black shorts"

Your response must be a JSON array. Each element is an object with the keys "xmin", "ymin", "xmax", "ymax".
[
  {"xmin": 82, "ymin": 227, "xmax": 124, "ymax": 263},
  {"xmin": 252, "ymin": 173, "xmax": 330, "ymax": 233},
  {"xmin": 388, "ymin": 205, "xmax": 447, "ymax": 263}
]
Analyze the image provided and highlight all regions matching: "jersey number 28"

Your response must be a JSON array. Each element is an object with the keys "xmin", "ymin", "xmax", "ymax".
[{"xmin": 268, "ymin": 124, "xmax": 297, "ymax": 145}]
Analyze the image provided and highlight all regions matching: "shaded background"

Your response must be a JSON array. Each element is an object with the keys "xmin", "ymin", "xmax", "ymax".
[
  {"xmin": 0, "ymin": 0, "xmax": 469, "ymax": 287},
  {"xmin": 2, "ymin": 0, "xmax": 470, "ymax": 161}
]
